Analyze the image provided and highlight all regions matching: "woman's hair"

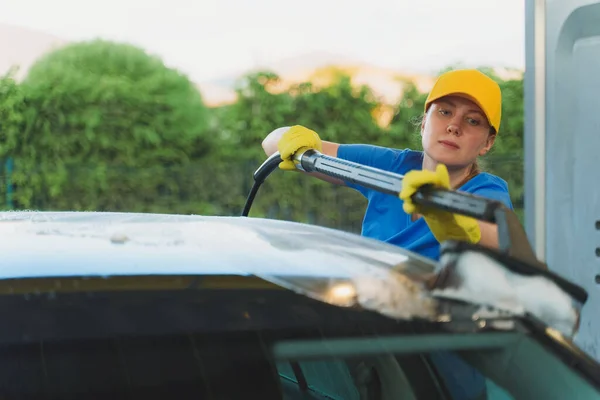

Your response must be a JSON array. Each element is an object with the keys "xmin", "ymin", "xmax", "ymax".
[{"xmin": 455, "ymin": 159, "xmax": 482, "ymax": 189}]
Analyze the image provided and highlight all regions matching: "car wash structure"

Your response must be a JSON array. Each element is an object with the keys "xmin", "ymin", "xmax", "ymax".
[{"xmin": 524, "ymin": 0, "xmax": 600, "ymax": 361}]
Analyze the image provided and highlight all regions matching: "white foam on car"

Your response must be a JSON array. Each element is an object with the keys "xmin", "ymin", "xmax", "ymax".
[
  {"xmin": 432, "ymin": 250, "xmax": 580, "ymax": 337},
  {"xmin": 350, "ymin": 271, "xmax": 439, "ymax": 320}
]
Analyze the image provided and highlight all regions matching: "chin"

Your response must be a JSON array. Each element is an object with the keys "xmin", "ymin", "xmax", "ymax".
[{"xmin": 425, "ymin": 148, "xmax": 461, "ymax": 166}]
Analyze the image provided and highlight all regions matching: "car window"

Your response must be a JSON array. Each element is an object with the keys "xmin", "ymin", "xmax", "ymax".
[
  {"xmin": 273, "ymin": 332, "xmax": 600, "ymax": 400},
  {"xmin": 0, "ymin": 275, "xmax": 596, "ymax": 400},
  {"xmin": 276, "ymin": 352, "xmax": 515, "ymax": 400},
  {"xmin": 0, "ymin": 335, "xmax": 515, "ymax": 400}
]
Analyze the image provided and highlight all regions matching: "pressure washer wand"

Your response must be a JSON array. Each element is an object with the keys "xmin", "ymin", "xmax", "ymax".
[
  {"xmin": 293, "ymin": 148, "xmax": 500, "ymax": 224},
  {"xmin": 243, "ymin": 148, "xmax": 543, "ymax": 271}
]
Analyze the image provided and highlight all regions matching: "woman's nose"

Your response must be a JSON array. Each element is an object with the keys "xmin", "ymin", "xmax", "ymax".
[{"xmin": 446, "ymin": 124, "xmax": 460, "ymax": 136}]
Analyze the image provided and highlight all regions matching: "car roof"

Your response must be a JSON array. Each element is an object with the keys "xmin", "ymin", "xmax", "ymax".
[
  {"xmin": 0, "ymin": 210, "xmax": 589, "ymax": 346},
  {"xmin": 0, "ymin": 210, "xmax": 435, "ymax": 280}
]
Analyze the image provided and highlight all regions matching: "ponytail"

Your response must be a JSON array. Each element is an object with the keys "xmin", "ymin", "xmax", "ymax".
[{"xmin": 453, "ymin": 160, "xmax": 481, "ymax": 189}]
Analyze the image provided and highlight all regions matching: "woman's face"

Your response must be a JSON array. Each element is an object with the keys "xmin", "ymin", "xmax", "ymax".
[{"xmin": 421, "ymin": 94, "xmax": 495, "ymax": 170}]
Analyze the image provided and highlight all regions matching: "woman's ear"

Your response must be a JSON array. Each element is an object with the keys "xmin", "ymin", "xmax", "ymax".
[{"xmin": 479, "ymin": 134, "xmax": 496, "ymax": 156}]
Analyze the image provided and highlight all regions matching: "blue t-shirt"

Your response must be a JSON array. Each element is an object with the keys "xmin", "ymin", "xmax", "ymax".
[{"xmin": 337, "ymin": 144, "xmax": 513, "ymax": 261}]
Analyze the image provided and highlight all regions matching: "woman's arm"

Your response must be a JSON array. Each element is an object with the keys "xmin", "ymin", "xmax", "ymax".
[
  {"xmin": 469, "ymin": 188, "xmax": 512, "ymax": 250},
  {"xmin": 477, "ymin": 221, "xmax": 499, "ymax": 249}
]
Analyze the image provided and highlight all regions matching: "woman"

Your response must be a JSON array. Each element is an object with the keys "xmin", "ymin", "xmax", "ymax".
[
  {"xmin": 262, "ymin": 69, "xmax": 513, "ymax": 400},
  {"xmin": 262, "ymin": 68, "xmax": 513, "ymax": 261}
]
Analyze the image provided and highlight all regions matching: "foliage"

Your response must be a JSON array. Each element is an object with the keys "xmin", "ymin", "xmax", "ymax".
[
  {"xmin": 210, "ymin": 71, "xmax": 295, "ymax": 160},
  {"xmin": 0, "ymin": 69, "xmax": 26, "ymax": 208},
  {"xmin": 387, "ymin": 80, "xmax": 429, "ymax": 149},
  {"xmin": 0, "ymin": 41, "xmax": 525, "ymax": 230},
  {"xmin": 5, "ymin": 39, "xmax": 211, "ymax": 211},
  {"xmin": 202, "ymin": 68, "xmax": 383, "ymax": 226},
  {"xmin": 212, "ymin": 69, "xmax": 387, "ymax": 161},
  {"xmin": 483, "ymin": 77, "xmax": 525, "ymax": 210},
  {"xmin": 0, "ymin": 69, "xmax": 25, "ymax": 155}
]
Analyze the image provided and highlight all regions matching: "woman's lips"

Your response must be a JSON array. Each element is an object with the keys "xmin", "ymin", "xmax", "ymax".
[{"xmin": 439, "ymin": 140, "xmax": 460, "ymax": 149}]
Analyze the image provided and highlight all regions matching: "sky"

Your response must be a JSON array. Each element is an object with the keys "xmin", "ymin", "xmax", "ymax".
[{"xmin": 0, "ymin": 0, "xmax": 525, "ymax": 83}]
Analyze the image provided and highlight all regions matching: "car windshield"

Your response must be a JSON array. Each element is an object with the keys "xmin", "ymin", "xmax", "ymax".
[
  {"xmin": 273, "ymin": 332, "xmax": 589, "ymax": 400},
  {"xmin": 0, "ymin": 274, "xmax": 598, "ymax": 400}
]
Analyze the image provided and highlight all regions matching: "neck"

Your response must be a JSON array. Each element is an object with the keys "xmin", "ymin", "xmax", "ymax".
[{"xmin": 422, "ymin": 156, "xmax": 472, "ymax": 189}]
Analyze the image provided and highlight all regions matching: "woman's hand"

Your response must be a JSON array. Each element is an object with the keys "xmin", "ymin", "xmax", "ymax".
[
  {"xmin": 399, "ymin": 164, "xmax": 482, "ymax": 244},
  {"xmin": 276, "ymin": 125, "xmax": 323, "ymax": 170}
]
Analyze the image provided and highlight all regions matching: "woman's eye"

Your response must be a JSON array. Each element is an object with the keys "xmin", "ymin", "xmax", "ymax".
[
  {"xmin": 467, "ymin": 118, "xmax": 480, "ymax": 126},
  {"xmin": 438, "ymin": 109, "xmax": 450, "ymax": 116}
]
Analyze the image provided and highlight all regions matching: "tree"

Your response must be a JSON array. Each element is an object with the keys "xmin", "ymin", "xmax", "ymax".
[
  {"xmin": 387, "ymin": 79, "xmax": 429, "ymax": 149},
  {"xmin": 289, "ymin": 70, "xmax": 385, "ymax": 144},
  {"xmin": 483, "ymin": 76, "xmax": 525, "ymax": 218},
  {"xmin": 215, "ymin": 67, "xmax": 388, "ymax": 157},
  {"xmin": 202, "ymin": 69, "xmax": 385, "ymax": 226},
  {"xmin": 6, "ymin": 39, "xmax": 211, "ymax": 212},
  {"xmin": 0, "ymin": 68, "xmax": 25, "ymax": 209},
  {"xmin": 212, "ymin": 71, "xmax": 295, "ymax": 160}
]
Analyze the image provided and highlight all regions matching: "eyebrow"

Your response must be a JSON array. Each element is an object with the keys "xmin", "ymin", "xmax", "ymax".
[{"xmin": 437, "ymin": 99, "xmax": 485, "ymax": 117}]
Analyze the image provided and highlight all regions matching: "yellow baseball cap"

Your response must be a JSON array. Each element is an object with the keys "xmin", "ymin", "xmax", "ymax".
[{"xmin": 424, "ymin": 69, "xmax": 502, "ymax": 133}]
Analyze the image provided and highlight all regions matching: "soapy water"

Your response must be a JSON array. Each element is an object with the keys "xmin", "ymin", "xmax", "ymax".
[
  {"xmin": 433, "ymin": 251, "xmax": 580, "ymax": 338},
  {"xmin": 0, "ymin": 211, "xmax": 428, "ymax": 273},
  {"xmin": 0, "ymin": 210, "xmax": 430, "ymax": 284},
  {"xmin": 317, "ymin": 251, "xmax": 581, "ymax": 338}
]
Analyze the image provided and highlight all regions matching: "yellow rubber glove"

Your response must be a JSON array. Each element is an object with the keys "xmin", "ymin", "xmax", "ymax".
[
  {"xmin": 400, "ymin": 164, "xmax": 481, "ymax": 244},
  {"xmin": 277, "ymin": 125, "xmax": 323, "ymax": 170}
]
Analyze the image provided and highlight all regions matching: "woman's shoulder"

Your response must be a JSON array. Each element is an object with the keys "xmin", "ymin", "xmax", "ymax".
[
  {"xmin": 462, "ymin": 172, "xmax": 513, "ymax": 208},
  {"xmin": 470, "ymin": 172, "xmax": 510, "ymax": 191},
  {"xmin": 389, "ymin": 148, "xmax": 424, "ymax": 172}
]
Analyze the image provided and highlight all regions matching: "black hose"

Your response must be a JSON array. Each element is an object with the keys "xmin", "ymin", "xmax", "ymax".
[
  {"xmin": 241, "ymin": 182, "xmax": 261, "ymax": 217},
  {"xmin": 241, "ymin": 152, "xmax": 282, "ymax": 217}
]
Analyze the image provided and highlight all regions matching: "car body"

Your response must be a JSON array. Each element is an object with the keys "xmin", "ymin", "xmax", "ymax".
[{"xmin": 0, "ymin": 210, "xmax": 599, "ymax": 400}]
